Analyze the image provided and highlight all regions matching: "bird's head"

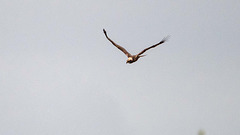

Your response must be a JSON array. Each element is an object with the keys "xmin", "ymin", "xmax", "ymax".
[{"xmin": 126, "ymin": 57, "xmax": 133, "ymax": 64}]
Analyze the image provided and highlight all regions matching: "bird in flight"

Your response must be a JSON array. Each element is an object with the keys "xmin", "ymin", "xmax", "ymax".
[{"xmin": 103, "ymin": 29, "xmax": 169, "ymax": 64}]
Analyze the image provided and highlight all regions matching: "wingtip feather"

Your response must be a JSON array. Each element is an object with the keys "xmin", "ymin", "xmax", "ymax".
[
  {"xmin": 103, "ymin": 29, "xmax": 106, "ymax": 33},
  {"xmin": 163, "ymin": 35, "xmax": 170, "ymax": 42}
]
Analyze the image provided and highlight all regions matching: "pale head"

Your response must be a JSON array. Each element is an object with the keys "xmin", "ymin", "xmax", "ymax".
[{"xmin": 126, "ymin": 57, "xmax": 133, "ymax": 64}]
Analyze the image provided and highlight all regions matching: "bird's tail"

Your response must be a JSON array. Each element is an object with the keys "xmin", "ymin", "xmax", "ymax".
[{"xmin": 139, "ymin": 55, "xmax": 146, "ymax": 57}]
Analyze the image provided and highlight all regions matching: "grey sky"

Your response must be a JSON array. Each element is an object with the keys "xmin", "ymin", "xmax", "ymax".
[{"xmin": 1, "ymin": 0, "xmax": 240, "ymax": 135}]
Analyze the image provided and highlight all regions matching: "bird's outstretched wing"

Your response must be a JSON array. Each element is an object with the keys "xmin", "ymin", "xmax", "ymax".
[
  {"xmin": 103, "ymin": 29, "xmax": 132, "ymax": 57},
  {"xmin": 137, "ymin": 36, "xmax": 169, "ymax": 56}
]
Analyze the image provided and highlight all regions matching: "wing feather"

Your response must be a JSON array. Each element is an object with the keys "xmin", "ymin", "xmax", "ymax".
[
  {"xmin": 103, "ymin": 29, "xmax": 131, "ymax": 57},
  {"xmin": 137, "ymin": 36, "xmax": 169, "ymax": 56}
]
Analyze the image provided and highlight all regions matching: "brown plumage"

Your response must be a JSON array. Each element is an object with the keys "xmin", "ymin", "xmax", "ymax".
[{"xmin": 103, "ymin": 29, "xmax": 169, "ymax": 64}]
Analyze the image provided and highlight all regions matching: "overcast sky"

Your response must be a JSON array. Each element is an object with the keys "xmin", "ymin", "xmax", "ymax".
[{"xmin": 1, "ymin": 0, "xmax": 240, "ymax": 135}]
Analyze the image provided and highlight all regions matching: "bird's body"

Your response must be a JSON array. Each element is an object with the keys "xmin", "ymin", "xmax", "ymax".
[
  {"xmin": 126, "ymin": 55, "xmax": 145, "ymax": 64},
  {"xmin": 103, "ymin": 29, "xmax": 168, "ymax": 64},
  {"xmin": 126, "ymin": 55, "xmax": 137, "ymax": 64}
]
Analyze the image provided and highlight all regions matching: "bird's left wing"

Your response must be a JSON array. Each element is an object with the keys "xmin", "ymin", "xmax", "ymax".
[{"xmin": 137, "ymin": 36, "xmax": 169, "ymax": 56}]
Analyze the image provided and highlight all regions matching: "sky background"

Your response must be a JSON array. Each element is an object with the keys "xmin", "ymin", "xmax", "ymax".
[{"xmin": 1, "ymin": 0, "xmax": 240, "ymax": 135}]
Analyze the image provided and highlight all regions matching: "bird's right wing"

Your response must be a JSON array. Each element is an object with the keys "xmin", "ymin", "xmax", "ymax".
[{"xmin": 103, "ymin": 29, "xmax": 131, "ymax": 57}]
